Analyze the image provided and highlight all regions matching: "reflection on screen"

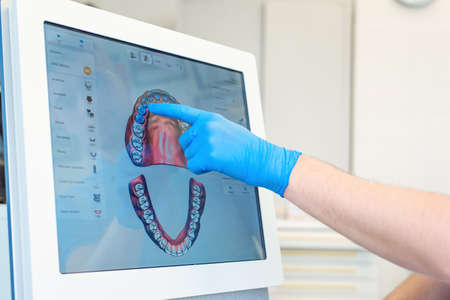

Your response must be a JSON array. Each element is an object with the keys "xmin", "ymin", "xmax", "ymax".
[{"xmin": 44, "ymin": 22, "xmax": 266, "ymax": 274}]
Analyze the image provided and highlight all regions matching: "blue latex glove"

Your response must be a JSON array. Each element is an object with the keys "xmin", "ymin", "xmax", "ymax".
[{"xmin": 148, "ymin": 103, "xmax": 301, "ymax": 197}]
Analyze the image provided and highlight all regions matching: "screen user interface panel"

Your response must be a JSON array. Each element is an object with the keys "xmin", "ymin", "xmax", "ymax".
[{"xmin": 43, "ymin": 22, "xmax": 266, "ymax": 274}]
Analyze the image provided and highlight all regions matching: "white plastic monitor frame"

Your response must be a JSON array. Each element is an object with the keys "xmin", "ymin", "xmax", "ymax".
[{"xmin": 0, "ymin": 0, "xmax": 283, "ymax": 299}]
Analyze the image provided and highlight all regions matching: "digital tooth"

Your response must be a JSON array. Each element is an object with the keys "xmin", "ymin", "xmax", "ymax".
[
  {"xmin": 139, "ymin": 196, "xmax": 149, "ymax": 210},
  {"xmin": 184, "ymin": 238, "xmax": 192, "ymax": 248},
  {"xmin": 134, "ymin": 184, "xmax": 145, "ymax": 196},
  {"xmin": 131, "ymin": 136, "xmax": 143, "ymax": 151},
  {"xmin": 191, "ymin": 210, "xmax": 199, "ymax": 220},
  {"xmin": 160, "ymin": 238, "xmax": 167, "ymax": 248},
  {"xmin": 188, "ymin": 227, "xmax": 196, "ymax": 238},
  {"xmin": 132, "ymin": 151, "xmax": 143, "ymax": 164},
  {"xmin": 141, "ymin": 202, "xmax": 149, "ymax": 210},
  {"xmin": 192, "ymin": 202, "xmax": 200, "ymax": 211},
  {"xmin": 165, "ymin": 244, "xmax": 173, "ymax": 255},
  {"xmin": 179, "ymin": 242, "xmax": 186, "ymax": 253},
  {"xmin": 132, "ymin": 149, "xmax": 142, "ymax": 159},
  {"xmin": 138, "ymin": 195, "xmax": 147, "ymax": 205},
  {"xmin": 133, "ymin": 123, "xmax": 144, "ymax": 138},
  {"xmin": 191, "ymin": 215, "xmax": 199, "ymax": 223},
  {"xmin": 137, "ymin": 106, "xmax": 147, "ymax": 115},
  {"xmin": 192, "ymin": 186, "xmax": 201, "ymax": 197},
  {"xmin": 193, "ymin": 185, "xmax": 201, "ymax": 193},
  {"xmin": 192, "ymin": 197, "xmax": 201, "ymax": 205},
  {"xmin": 149, "ymin": 221, "xmax": 157, "ymax": 232},
  {"xmin": 154, "ymin": 230, "xmax": 161, "ymax": 241},
  {"xmin": 134, "ymin": 183, "xmax": 144, "ymax": 192},
  {"xmin": 133, "ymin": 143, "xmax": 143, "ymax": 152},
  {"xmin": 143, "ymin": 210, "xmax": 154, "ymax": 223},
  {"xmin": 135, "ymin": 114, "xmax": 145, "ymax": 124}
]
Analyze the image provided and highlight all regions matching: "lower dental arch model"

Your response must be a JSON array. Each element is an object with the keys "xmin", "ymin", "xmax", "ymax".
[{"xmin": 125, "ymin": 89, "xmax": 206, "ymax": 257}]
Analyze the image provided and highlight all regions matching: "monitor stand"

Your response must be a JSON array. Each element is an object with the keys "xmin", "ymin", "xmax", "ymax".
[{"xmin": 0, "ymin": 205, "xmax": 268, "ymax": 300}]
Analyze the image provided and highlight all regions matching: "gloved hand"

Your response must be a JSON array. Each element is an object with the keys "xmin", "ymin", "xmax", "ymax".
[{"xmin": 147, "ymin": 103, "xmax": 301, "ymax": 197}]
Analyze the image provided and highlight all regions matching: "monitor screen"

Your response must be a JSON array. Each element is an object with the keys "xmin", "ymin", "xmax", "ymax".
[{"xmin": 43, "ymin": 22, "xmax": 266, "ymax": 274}]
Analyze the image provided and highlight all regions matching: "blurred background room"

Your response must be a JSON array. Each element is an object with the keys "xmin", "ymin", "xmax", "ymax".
[{"xmin": 3, "ymin": 0, "xmax": 450, "ymax": 299}]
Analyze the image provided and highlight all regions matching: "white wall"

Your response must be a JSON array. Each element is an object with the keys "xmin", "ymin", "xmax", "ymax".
[
  {"xmin": 353, "ymin": 0, "xmax": 450, "ymax": 297},
  {"xmin": 263, "ymin": 0, "xmax": 351, "ymax": 170},
  {"xmin": 73, "ymin": 0, "xmax": 180, "ymax": 29},
  {"xmin": 176, "ymin": 0, "xmax": 264, "ymax": 78}
]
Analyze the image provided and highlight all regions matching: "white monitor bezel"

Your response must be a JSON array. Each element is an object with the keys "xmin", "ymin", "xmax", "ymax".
[{"xmin": 4, "ymin": 0, "xmax": 283, "ymax": 299}]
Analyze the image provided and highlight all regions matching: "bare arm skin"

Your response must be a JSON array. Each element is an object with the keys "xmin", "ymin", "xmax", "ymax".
[
  {"xmin": 384, "ymin": 274, "xmax": 450, "ymax": 300},
  {"xmin": 284, "ymin": 155, "xmax": 450, "ymax": 281}
]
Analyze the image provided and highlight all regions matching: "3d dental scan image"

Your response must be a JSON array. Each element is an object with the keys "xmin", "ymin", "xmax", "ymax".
[
  {"xmin": 129, "ymin": 175, "xmax": 206, "ymax": 256},
  {"xmin": 44, "ymin": 22, "xmax": 266, "ymax": 273},
  {"xmin": 126, "ymin": 90, "xmax": 206, "ymax": 256}
]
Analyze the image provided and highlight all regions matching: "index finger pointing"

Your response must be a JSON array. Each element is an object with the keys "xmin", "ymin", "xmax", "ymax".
[{"xmin": 147, "ymin": 103, "xmax": 202, "ymax": 125}]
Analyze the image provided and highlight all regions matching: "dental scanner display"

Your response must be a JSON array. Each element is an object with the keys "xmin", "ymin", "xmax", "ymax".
[
  {"xmin": 126, "ymin": 90, "xmax": 206, "ymax": 256},
  {"xmin": 44, "ymin": 22, "xmax": 265, "ymax": 273}
]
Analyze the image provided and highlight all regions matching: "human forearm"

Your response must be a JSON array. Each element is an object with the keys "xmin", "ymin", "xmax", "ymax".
[
  {"xmin": 384, "ymin": 274, "xmax": 450, "ymax": 300},
  {"xmin": 284, "ymin": 155, "xmax": 450, "ymax": 281}
]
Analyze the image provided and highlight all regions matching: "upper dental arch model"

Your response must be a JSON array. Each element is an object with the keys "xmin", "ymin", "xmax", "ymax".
[{"xmin": 125, "ymin": 89, "xmax": 206, "ymax": 257}]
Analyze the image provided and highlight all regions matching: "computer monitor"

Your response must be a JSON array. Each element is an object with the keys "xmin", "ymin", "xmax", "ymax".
[{"xmin": 1, "ymin": 1, "xmax": 282, "ymax": 299}]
